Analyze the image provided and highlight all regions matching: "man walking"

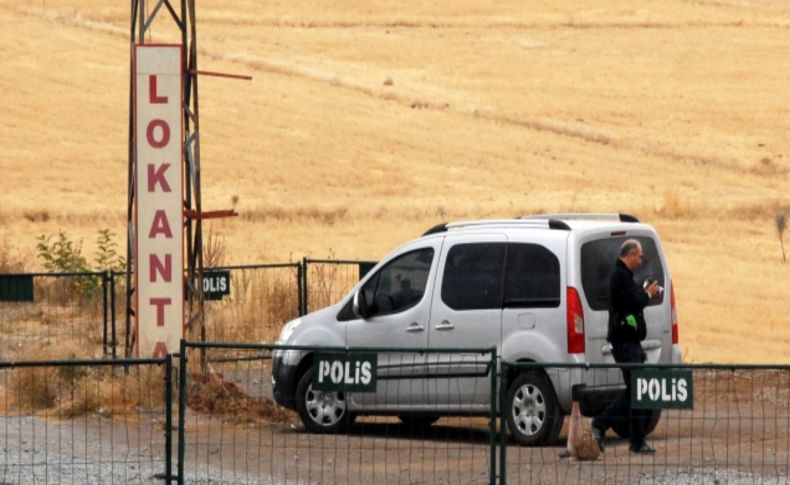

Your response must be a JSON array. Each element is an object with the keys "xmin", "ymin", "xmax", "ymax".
[{"xmin": 592, "ymin": 239, "xmax": 661, "ymax": 454}]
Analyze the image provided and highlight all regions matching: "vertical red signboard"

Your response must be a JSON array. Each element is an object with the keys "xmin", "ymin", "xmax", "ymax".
[{"xmin": 134, "ymin": 45, "xmax": 184, "ymax": 358}]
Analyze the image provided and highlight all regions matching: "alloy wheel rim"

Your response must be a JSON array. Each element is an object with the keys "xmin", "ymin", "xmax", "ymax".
[
  {"xmin": 511, "ymin": 383, "xmax": 546, "ymax": 437},
  {"xmin": 305, "ymin": 385, "xmax": 346, "ymax": 427}
]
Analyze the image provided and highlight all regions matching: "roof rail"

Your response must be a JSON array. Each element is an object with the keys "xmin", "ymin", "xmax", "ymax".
[
  {"xmin": 548, "ymin": 219, "xmax": 571, "ymax": 230},
  {"xmin": 441, "ymin": 218, "xmax": 571, "ymax": 232},
  {"xmin": 519, "ymin": 213, "xmax": 640, "ymax": 223},
  {"xmin": 422, "ymin": 222, "xmax": 448, "ymax": 236}
]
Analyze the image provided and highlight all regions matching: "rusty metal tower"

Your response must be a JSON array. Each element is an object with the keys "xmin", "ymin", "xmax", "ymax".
[{"xmin": 126, "ymin": 0, "xmax": 205, "ymax": 356}]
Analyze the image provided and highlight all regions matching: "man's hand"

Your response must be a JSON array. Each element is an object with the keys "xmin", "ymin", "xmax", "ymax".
[{"xmin": 645, "ymin": 281, "xmax": 660, "ymax": 298}]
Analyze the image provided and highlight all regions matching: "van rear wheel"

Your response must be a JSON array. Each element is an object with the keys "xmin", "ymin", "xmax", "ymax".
[{"xmin": 506, "ymin": 371, "xmax": 562, "ymax": 446}]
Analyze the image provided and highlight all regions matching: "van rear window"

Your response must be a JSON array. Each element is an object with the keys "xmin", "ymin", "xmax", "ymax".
[
  {"xmin": 580, "ymin": 237, "xmax": 665, "ymax": 311},
  {"xmin": 440, "ymin": 242, "xmax": 561, "ymax": 310}
]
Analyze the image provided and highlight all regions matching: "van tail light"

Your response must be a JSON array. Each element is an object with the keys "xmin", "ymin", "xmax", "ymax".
[
  {"xmin": 566, "ymin": 287, "xmax": 585, "ymax": 354},
  {"xmin": 670, "ymin": 281, "xmax": 679, "ymax": 344}
]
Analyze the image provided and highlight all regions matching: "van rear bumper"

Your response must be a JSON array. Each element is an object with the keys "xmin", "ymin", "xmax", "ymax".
[{"xmin": 572, "ymin": 384, "xmax": 623, "ymax": 416}]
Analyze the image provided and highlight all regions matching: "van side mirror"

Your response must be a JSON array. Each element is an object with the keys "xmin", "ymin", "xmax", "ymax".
[{"xmin": 353, "ymin": 289, "xmax": 371, "ymax": 319}]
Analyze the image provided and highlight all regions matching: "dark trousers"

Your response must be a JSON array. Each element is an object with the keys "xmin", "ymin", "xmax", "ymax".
[{"xmin": 593, "ymin": 342, "xmax": 648, "ymax": 448}]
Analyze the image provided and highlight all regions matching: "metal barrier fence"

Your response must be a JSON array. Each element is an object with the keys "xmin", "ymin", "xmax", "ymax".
[
  {"xmin": 199, "ymin": 263, "xmax": 301, "ymax": 344},
  {"xmin": 0, "ymin": 271, "xmax": 117, "ymax": 360},
  {"xmin": 0, "ymin": 346, "xmax": 788, "ymax": 484},
  {"xmin": 177, "ymin": 341, "xmax": 498, "ymax": 485},
  {"xmin": 0, "ymin": 356, "xmax": 173, "ymax": 484},
  {"xmin": 0, "ymin": 259, "xmax": 374, "ymax": 359},
  {"xmin": 498, "ymin": 361, "xmax": 790, "ymax": 485}
]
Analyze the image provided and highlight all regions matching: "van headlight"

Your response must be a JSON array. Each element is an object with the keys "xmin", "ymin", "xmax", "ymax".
[{"xmin": 277, "ymin": 318, "xmax": 302, "ymax": 343}]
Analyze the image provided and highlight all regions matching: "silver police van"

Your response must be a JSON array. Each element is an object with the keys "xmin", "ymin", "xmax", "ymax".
[{"xmin": 273, "ymin": 214, "xmax": 682, "ymax": 445}]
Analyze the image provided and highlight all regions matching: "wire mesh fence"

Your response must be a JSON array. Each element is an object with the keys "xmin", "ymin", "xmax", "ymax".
[
  {"xmin": 0, "ymin": 272, "xmax": 114, "ymax": 361},
  {"xmin": 178, "ymin": 341, "xmax": 497, "ymax": 485},
  {"xmin": 1, "ymin": 259, "xmax": 372, "ymax": 359},
  {"xmin": 0, "ymin": 356, "xmax": 172, "ymax": 484},
  {"xmin": 499, "ymin": 361, "xmax": 790, "ymax": 485},
  {"xmin": 199, "ymin": 264, "xmax": 301, "ymax": 344},
  {"xmin": 302, "ymin": 259, "xmax": 376, "ymax": 315},
  {"xmin": 0, "ymin": 344, "xmax": 787, "ymax": 484}
]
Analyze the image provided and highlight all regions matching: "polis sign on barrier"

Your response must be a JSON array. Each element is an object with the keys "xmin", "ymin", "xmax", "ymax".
[
  {"xmin": 134, "ymin": 44, "xmax": 184, "ymax": 359},
  {"xmin": 198, "ymin": 271, "xmax": 231, "ymax": 301},
  {"xmin": 313, "ymin": 352, "xmax": 378, "ymax": 392},
  {"xmin": 631, "ymin": 369, "xmax": 693, "ymax": 409}
]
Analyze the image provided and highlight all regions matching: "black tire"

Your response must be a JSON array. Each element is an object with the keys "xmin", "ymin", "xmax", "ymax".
[
  {"xmin": 399, "ymin": 414, "xmax": 440, "ymax": 429},
  {"xmin": 506, "ymin": 371, "xmax": 562, "ymax": 446},
  {"xmin": 611, "ymin": 409, "xmax": 662, "ymax": 439},
  {"xmin": 295, "ymin": 366, "xmax": 354, "ymax": 434}
]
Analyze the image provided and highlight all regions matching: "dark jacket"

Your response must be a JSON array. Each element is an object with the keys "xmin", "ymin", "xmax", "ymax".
[{"xmin": 606, "ymin": 259, "xmax": 650, "ymax": 345}]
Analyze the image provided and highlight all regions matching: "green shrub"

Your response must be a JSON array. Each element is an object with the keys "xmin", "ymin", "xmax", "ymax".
[
  {"xmin": 35, "ymin": 229, "xmax": 127, "ymax": 299},
  {"xmin": 95, "ymin": 229, "xmax": 126, "ymax": 272},
  {"xmin": 36, "ymin": 231, "xmax": 90, "ymax": 273}
]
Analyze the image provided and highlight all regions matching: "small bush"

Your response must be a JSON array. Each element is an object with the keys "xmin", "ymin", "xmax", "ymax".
[
  {"xmin": 36, "ymin": 232, "xmax": 90, "ymax": 273},
  {"xmin": 6, "ymin": 354, "xmax": 166, "ymax": 418},
  {"xmin": 9, "ymin": 367, "xmax": 59, "ymax": 411},
  {"xmin": 776, "ymin": 211, "xmax": 786, "ymax": 263},
  {"xmin": 36, "ymin": 231, "xmax": 98, "ymax": 299},
  {"xmin": 58, "ymin": 366, "xmax": 165, "ymax": 418},
  {"xmin": 94, "ymin": 229, "xmax": 126, "ymax": 272},
  {"xmin": 267, "ymin": 277, "xmax": 299, "ymax": 331},
  {"xmin": 35, "ymin": 229, "xmax": 126, "ymax": 301}
]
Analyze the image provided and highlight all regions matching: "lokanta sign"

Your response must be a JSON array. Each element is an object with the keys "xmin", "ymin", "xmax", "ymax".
[{"xmin": 134, "ymin": 45, "xmax": 184, "ymax": 359}]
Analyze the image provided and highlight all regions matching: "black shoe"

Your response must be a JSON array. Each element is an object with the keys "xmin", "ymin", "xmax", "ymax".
[
  {"xmin": 629, "ymin": 443, "xmax": 656, "ymax": 454},
  {"xmin": 590, "ymin": 421, "xmax": 605, "ymax": 452}
]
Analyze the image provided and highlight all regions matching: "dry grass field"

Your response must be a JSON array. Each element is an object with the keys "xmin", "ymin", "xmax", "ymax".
[{"xmin": 0, "ymin": 1, "xmax": 788, "ymax": 363}]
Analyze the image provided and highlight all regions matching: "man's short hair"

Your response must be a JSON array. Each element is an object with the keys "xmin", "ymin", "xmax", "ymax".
[{"xmin": 619, "ymin": 239, "xmax": 641, "ymax": 257}]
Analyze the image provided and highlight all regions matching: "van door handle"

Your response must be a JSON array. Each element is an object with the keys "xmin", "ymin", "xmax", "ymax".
[
  {"xmin": 406, "ymin": 322, "xmax": 425, "ymax": 333},
  {"xmin": 435, "ymin": 320, "xmax": 455, "ymax": 331}
]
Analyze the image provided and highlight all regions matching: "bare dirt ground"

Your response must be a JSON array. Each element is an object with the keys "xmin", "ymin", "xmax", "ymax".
[{"xmin": 5, "ymin": 408, "xmax": 787, "ymax": 484}]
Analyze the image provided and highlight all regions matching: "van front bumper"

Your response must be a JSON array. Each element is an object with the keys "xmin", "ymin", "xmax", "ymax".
[{"xmin": 272, "ymin": 354, "xmax": 298, "ymax": 411}]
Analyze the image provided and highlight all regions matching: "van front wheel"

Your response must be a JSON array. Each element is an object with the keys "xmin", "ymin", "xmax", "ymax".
[
  {"xmin": 506, "ymin": 371, "xmax": 562, "ymax": 446},
  {"xmin": 295, "ymin": 366, "xmax": 354, "ymax": 434}
]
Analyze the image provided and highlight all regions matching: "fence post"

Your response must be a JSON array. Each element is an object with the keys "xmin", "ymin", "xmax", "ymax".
[
  {"xmin": 110, "ymin": 272, "xmax": 117, "ymax": 359},
  {"xmin": 296, "ymin": 261, "xmax": 305, "ymax": 316},
  {"xmin": 489, "ymin": 348, "xmax": 498, "ymax": 485},
  {"xmin": 301, "ymin": 257, "xmax": 309, "ymax": 315},
  {"xmin": 164, "ymin": 353, "xmax": 173, "ymax": 483},
  {"xmin": 102, "ymin": 270, "xmax": 110, "ymax": 356},
  {"xmin": 177, "ymin": 340, "xmax": 187, "ymax": 485},
  {"xmin": 499, "ymin": 360, "xmax": 508, "ymax": 485}
]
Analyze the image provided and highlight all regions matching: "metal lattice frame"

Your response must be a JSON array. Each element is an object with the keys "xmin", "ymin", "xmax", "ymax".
[{"xmin": 126, "ymin": 0, "xmax": 205, "ymax": 357}]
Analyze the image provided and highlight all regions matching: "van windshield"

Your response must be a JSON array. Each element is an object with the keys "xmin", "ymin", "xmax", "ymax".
[{"xmin": 580, "ymin": 236, "xmax": 665, "ymax": 311}]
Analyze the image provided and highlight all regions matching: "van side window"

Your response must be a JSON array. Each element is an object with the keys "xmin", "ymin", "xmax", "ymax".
[
  {"xmin": 441, "ymin": 243, "xmax": 506, "ymax": 310},
  {"xmin": 580, "ymin": 237, "xmax": 665, "ymax": 311},
  {"xmin": 357, "ymin": 248, "xmax": 434, "ymax": 318},
  {"xmin": 503, "ymin": 244, "xmax": 561, "ymax": 308}
]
